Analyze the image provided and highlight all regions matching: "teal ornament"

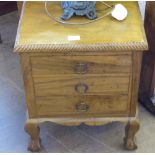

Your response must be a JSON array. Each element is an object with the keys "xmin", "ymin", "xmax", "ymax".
[{"xmin": 61, "ymin": 1, "xmax": 97, "ymax": 20}]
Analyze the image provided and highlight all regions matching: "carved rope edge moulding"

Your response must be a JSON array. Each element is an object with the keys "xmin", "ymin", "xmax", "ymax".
[{"xmin": 14, "ymin": 42, "xmax": 148, "ymax": 53}]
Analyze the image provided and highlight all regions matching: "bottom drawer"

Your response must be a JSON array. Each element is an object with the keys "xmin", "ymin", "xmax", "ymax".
[{"xmin": 36, "ymin": 95, "xmax": 130, "ymax": 117}]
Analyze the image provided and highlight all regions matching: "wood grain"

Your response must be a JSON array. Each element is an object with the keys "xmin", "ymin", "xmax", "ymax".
[
  {"xmin": 33, "ymin": 75, "xmax": 130, "ymax": 96},
  {"xmin": 14, "ymin": 1, "xmax": 148, "ymax": 151},
  {"xmin": 36, "ymin": 94, "xmax": 129, "ymax": 117},
  {"xmin": 26, "ymin": 116, "xmax": 138, "ymax": 127},
  {"xmin": 31, "ymin": 55, "xmax": 132, "ymax": 75},
  {"xmin": 130, "ymin": 52, "xmax": 142, "ymax": 116},
  {"xmin": 25, "ymin": 120, "xmax": 41, "ymax": 152},
  {"xmin": 14, "ymin": 2, "xmax": 148, "ymax": 52},
  {"xmin": 20, "ymin": 54, "xmax": 37, "ymax": 118},
  {"xmin": 124, "ymin": 119, "xmax": 140, "ymax": 150}
]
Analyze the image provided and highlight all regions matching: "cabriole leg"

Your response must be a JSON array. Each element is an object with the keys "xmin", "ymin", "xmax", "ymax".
[
  {"xmin": 124, "ymin": 119, "xmax": 140, "ymax": 150},
  {"xmin": 24, "ymin": 120, "xmax": 41, "ymax": 152}
]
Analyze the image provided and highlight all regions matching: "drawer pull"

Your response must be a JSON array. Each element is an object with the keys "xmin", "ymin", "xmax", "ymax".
[
  {"xmin": 76, "ymin": 102, "xmax": 89, "ymax": 112},
  {"xmin": 75, "ymin": 83, "xmax": 88, "ymax": 94},
  {"xmin": 74, "ymin": 62, "xmax": 88, "ymax": 74}
]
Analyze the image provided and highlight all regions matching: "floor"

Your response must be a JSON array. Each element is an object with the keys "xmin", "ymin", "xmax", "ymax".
[{"xmin": 0, "ymin": 4, "xmax": 155, "ymax": 153}]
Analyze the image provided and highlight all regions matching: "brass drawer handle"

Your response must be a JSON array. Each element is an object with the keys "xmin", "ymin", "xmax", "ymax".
[
  {"xmin": 75, "ymin": 83, "xmax": 89, "ymax": 94},
  {"xmin": 74, "ymin": 62, "xmax": 88, "ymax": 74},
  {"xmin": 76, "ymin": 102, "xmax": 89, "ymax": 112}
]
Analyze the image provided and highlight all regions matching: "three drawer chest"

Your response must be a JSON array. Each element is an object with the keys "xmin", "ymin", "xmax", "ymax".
[{"xmin": 14, "ymin": 2, "xmax": 148, "ymax": 152}]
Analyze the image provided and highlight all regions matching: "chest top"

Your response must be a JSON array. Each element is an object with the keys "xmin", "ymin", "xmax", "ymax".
[{"xmin": 14, "ymin": 1, "xmax": 148, "ymax": 53}]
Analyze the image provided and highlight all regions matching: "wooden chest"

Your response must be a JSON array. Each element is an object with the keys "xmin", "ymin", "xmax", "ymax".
[{"xmin": 14, "ymin": 2, "xmax": 148, "ymax": 152}]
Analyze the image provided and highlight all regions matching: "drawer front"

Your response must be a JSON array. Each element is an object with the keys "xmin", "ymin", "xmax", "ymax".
[
  {"xmin": 31, "ymin": 55, "xmax": 131, "ymax": 75},
  {"xmin": 34, "ymin": 75, "xmax": 130, "ymax": 96},
  {"xmin": 36, "ymin": 95, "xmax": 129, "ymax": 117}
]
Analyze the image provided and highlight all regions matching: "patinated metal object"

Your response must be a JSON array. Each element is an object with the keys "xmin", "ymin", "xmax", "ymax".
[{"xmin": 61, "ymin": 1, "xmax": 96, "ymax": 20}]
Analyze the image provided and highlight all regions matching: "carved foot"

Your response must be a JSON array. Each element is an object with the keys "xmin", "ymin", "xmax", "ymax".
[
  {"xmin": 124, "ymin": 120, "xmax": 140, "ymax": 150},
  {"xmin": 25, "ymin": 121, "xmax": 41, "ymax": 152},
  {"xmin": 124, "ymin": 137, "xmax": 137, "ymax": 150},
  {"xmin": 27, "ymin": 138, "xmax": 41, "ymax": 152}
]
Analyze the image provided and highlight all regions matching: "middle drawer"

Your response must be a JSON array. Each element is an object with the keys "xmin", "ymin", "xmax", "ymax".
[{"xmin": 33, "ymin": 75, "xmax": 130, "ymax": 96}]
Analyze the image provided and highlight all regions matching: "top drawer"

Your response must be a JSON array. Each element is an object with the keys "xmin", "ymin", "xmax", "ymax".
[{"xmin": 31, "ymin": 55, "xmax": 131, "ymax": 76}]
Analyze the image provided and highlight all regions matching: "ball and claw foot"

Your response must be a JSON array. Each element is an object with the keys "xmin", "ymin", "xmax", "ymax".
[
  {"xmin": 123, "ymin": 120, "xmax": 140, "ymax": 150},
  {"xmin": 28, "ymin": 138, "xmax": 41, "ymax": 152},
  {"xmin": 124, "ymin": 137, "xmax": 137, "ymax": 150},
  {"xmin": 25, "ymin": 121, "xmax": 41, "ymax": 152}
]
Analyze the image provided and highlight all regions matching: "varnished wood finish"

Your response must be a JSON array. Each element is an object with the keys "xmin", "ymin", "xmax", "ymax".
[
  {"xmin": 130, "ymin": 52, "xmax": 143, "ymax": 116},
  {"xmin": 31, "ymin": 55, "xmax": 132, "ymax": 75},
  {"xmin": 14, "ymin": 2, "xmax": 148, "ymax": 151},
  {"xmin": 34, "ymin": 75, "xmax": 130, "ymax": 96},
  {"xmin": 26, "ymin": 116, "xmax": 138, "ymax": 127},
  {"xmin": 36, "ymin": 95, "xmax": 129, "ymax": 117},
  {"xmin": 20, "ymin": 54, "xmax": 37, "ymax": 118},
  {"xmin": 14, "ymin": 2, "xmax": 147, "ymax": 52},
  {"xmin": 24, "ymin": 121, "xmax": 41, "ymax": 152},
  {"xmin": 124, "ymin": 120, "xmax": 140, "ymax": 150}
]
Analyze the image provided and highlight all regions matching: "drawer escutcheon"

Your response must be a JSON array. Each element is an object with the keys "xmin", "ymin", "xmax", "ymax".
[
  {"xmin": 74, "ymin": 62, "xmax": 88, "ymax": 74},
  {"xmin": 75, "ymin": 83, "xmax": 89, "ymax": 94},
  {"xmin": 76, "ymin": 102, "xmax": 89, "ymax": 112}
]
